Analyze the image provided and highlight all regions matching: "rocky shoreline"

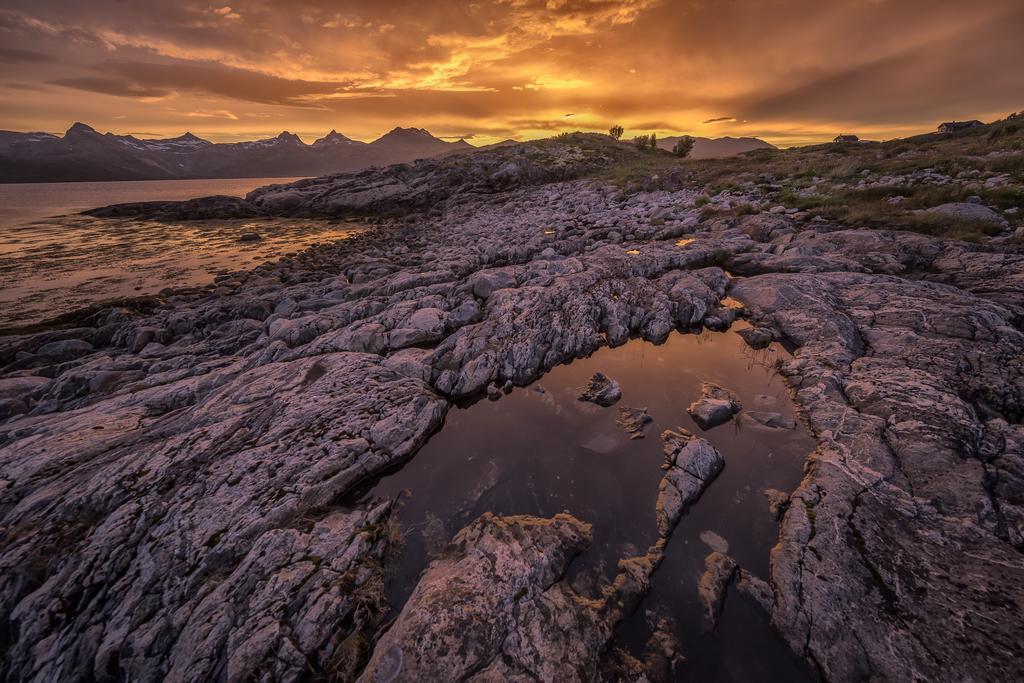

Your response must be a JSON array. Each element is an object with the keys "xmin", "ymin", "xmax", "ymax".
[{"xmin": 1, "ymin": 133, "xmax": 1022, "ymax": 681}]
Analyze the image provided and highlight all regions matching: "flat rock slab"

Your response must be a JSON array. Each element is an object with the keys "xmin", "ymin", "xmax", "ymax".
[
  {"xmin": 687, "ymin": 381, "xmax": 742, "ymax": 430},
  {"xmin": 656, "ymin": 428, "xmax": 725, "ymax": 537},
  {"xmin": 744, "ymin": 410, "xmax": 796, "ymax": 429}
]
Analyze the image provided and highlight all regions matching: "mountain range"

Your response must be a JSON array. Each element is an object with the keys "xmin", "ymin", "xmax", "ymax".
[
  {"xmin": 656, "ymin": 135, "xmax": 776, "ymax": 159},
  {"xmin": 0, "ymin": 123, "xmax": 485, "ymax": 183},
  {"xmin": 0, "ymin": 123, "xmax": 774, "ymax": 183}
]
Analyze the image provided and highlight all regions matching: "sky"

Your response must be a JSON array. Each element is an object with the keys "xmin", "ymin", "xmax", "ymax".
[{"xmin": 0, "ymin": 0, "xmax": 1022, "ymax": 147}]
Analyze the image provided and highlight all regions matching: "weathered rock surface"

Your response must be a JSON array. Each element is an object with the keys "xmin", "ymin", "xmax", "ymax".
[
  {"xmin": 358, "ymin": 512, "xmax": 663, "ymax": 683},
  {"xmin": 579, "ymin": 371, "xmax": 622, "ymax": 406},
  {"xmin": 0, "ymin": 352, "xmax": 446, "ymax": 681},
  {"xmin": 697, "ymin": 551, "xmax": 738, "ymax": 631},
  {"xmin": 733, "ymin": 270, "xmax": 1024, "ymax": 681},
  {"xmin": 687, "ymin": 381, "xmax": 742, "ymax": 429},
  {"xmin": 656, "ymin": 429, "xmax": 725, "ymax": 537},
  {"xmin": 2, "ymin": 130, "xmax": 1023, "ymax": 681}
]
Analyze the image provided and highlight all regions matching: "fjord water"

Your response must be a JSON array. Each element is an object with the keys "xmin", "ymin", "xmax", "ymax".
[
  {"xmin": 0, "ymin": 177, "xmax": 371, "ymax": 328},
  {"xmin": 0, "ymin": 177, "xmax": 304, "ymax": 230},
  {"xmin": 359, "ymin": 325, "xmax": 815, "ymax": 681}
]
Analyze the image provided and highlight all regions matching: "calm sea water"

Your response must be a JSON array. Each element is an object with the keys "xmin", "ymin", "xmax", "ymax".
[
  {"xmin": 0, "ymin": 177, "xmax": 304, "ymax": 230},
  {"xmin": 357, "ymin": 326, "xmax": 815, "ymax": 681},
  {"xmin": 0, "ymin": 177, "xmax": 373, "ymax": 329}
]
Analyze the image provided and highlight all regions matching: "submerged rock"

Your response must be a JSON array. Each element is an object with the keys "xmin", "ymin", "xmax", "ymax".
[
  {"xmin": 744, "ymin": 410, "xmax": 797, "ymax": 429},
  {"xmin": 578, "ymin": 372, "xmax": 622, "ymax": 407},
  {"xmin": 763, "ymin": 488, "xmax": 791, "ymax": 520},
  {"xmin": 616, "ymin": 405, "xmax": 653, "ymax": 438},
  {"xmin": 687, "ymin": 381, "xmax": 742, "ymax": 430},
  {"xmin": 699, "ymin": 529, "xmax": 730, "ymax": 553},
  {"xmin": 697, "ymin": 551, "xmax": 738, "ymax": 631}
]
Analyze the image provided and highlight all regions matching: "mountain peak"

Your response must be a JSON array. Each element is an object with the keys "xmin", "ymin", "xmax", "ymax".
[
  {"xmin": 312, "ymin": 129, "xmax": 359, "ymax": 146},
  {"xmin": 372, "ymin": 127, "xmax": 445, "ymax": 146},
  {"xmin": 276, "ymin": 131, "xmax": 304, "ymax": 145},
  {"xmin": 66, "ymin": 122, "xmax": 98, "ymax": 136}
]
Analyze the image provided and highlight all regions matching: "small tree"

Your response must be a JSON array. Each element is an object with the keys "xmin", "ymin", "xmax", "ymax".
[
  {"xmin": 672, "ymin": 135, "xmax": 694, "ymax": 158},
  {"xmin": 609, "ymin": 125, "xmax": 624, "ymax": 140},
  {"xmin": 650, "ymin": 132, "xmax": 657, "ymax": 150},
  {"xmin": 633, "ymin": 135, "xmax": 649, "ymax": 150}
]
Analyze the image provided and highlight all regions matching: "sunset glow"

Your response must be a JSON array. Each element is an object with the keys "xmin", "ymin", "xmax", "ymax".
[{"xmin": 1, "ymin": 0, "xmax": 1022, "ymax": 145}]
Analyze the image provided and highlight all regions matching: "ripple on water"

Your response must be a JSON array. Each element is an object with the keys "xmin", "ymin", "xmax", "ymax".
[
  {"xmin": 0, "ymin": 216, "xmax": 366, "ymax": 327},
  {"xmin": 357, "ymin": 323, "xmax": 815, "ymax": 681}
]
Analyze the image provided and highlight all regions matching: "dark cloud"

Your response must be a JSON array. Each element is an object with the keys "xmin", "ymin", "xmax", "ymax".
[
  {"xmin": 737, "ymin": 6, "xmax": 1024, "ymax": 128},
  {"xmin": 73, "ymin": 60, "xmax": 357, "ymax": 107},
  {"xmin": 0, "ymin": 46, "xmax": 55, "ymax": 63},
  {"xmin": 50, "ymin": 77, "xmax": 170, "ymax": 99},
  {"xmin": 0, "ymin": 0, "xmax": 1022, "ymax": 143}
]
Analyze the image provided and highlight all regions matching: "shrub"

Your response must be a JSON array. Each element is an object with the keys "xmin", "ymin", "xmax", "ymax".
[
  {"xmin": 633, "ymin": 135, "xmax": 650, "ymax": 150},
  {"xmin": 672, "ymin": 136, "xmax": 694, "ymax": 158},
  {"xmin": 609, "ymin": 125, "xmax": 624, "ymax": 140}
]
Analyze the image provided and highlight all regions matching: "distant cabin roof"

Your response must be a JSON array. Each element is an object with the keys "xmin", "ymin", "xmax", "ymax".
[{"xmin": 938, "ymin": 120, "xmax": 983, "ymax": 131}]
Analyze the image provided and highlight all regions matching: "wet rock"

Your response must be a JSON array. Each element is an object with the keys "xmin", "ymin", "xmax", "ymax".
[
  {"xmin": 639, "ymin": 616, "xmax": 686, "ymax": 682},
  {"xmin": 579, "ymin": 372, "xmax": 622, "ymax": 407},
  {"xmin": 699, "ymin": 529, "xmax": 730, "ymax": 553},
  {"xmin": 744, "ymin": 410, "xmax": 796, "ymax": 429},
  {"xmin": 656, "ymin": 429, "xmax": 725, "ymax": 537},
  {"xmin": 686, "ymin": 381, "xmax": 741, "ymax": 430},
  {"xmin": 237, "ymin": 232, "xmax": 263, "ymax": 242},
  {"xmin": 735, "ymin": 569, "xmax": 774, "ymax": 613},
  {"xmin": 358, "ymin": 512, "xmax": 654, "ymax": 683},
  {"xmin": 736, "ymin": 325, "xmax": 774, "ymax": 349},
  {"xmin": 84, "ymin": 195, "xmax": 264, "ymax": 220},
  {"xmin": 616, "ymin": 405, "xmax": 652, "ymax": 438},
  {"xmin": 697, "ymin": 551, "xmax": 737, "ymax": 631},
  {"xmin": 763, "ymin": 488, "xmax": 791, "ymax": 520}
]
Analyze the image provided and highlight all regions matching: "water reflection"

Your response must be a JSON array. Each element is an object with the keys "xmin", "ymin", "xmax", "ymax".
[
  {"xmin": 359, "ymin": 324, "xmax": 815, "ymax": 681},
  {"xmin": 0, "ymin": 215, "xmax": 365, "ymax": 327}
]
